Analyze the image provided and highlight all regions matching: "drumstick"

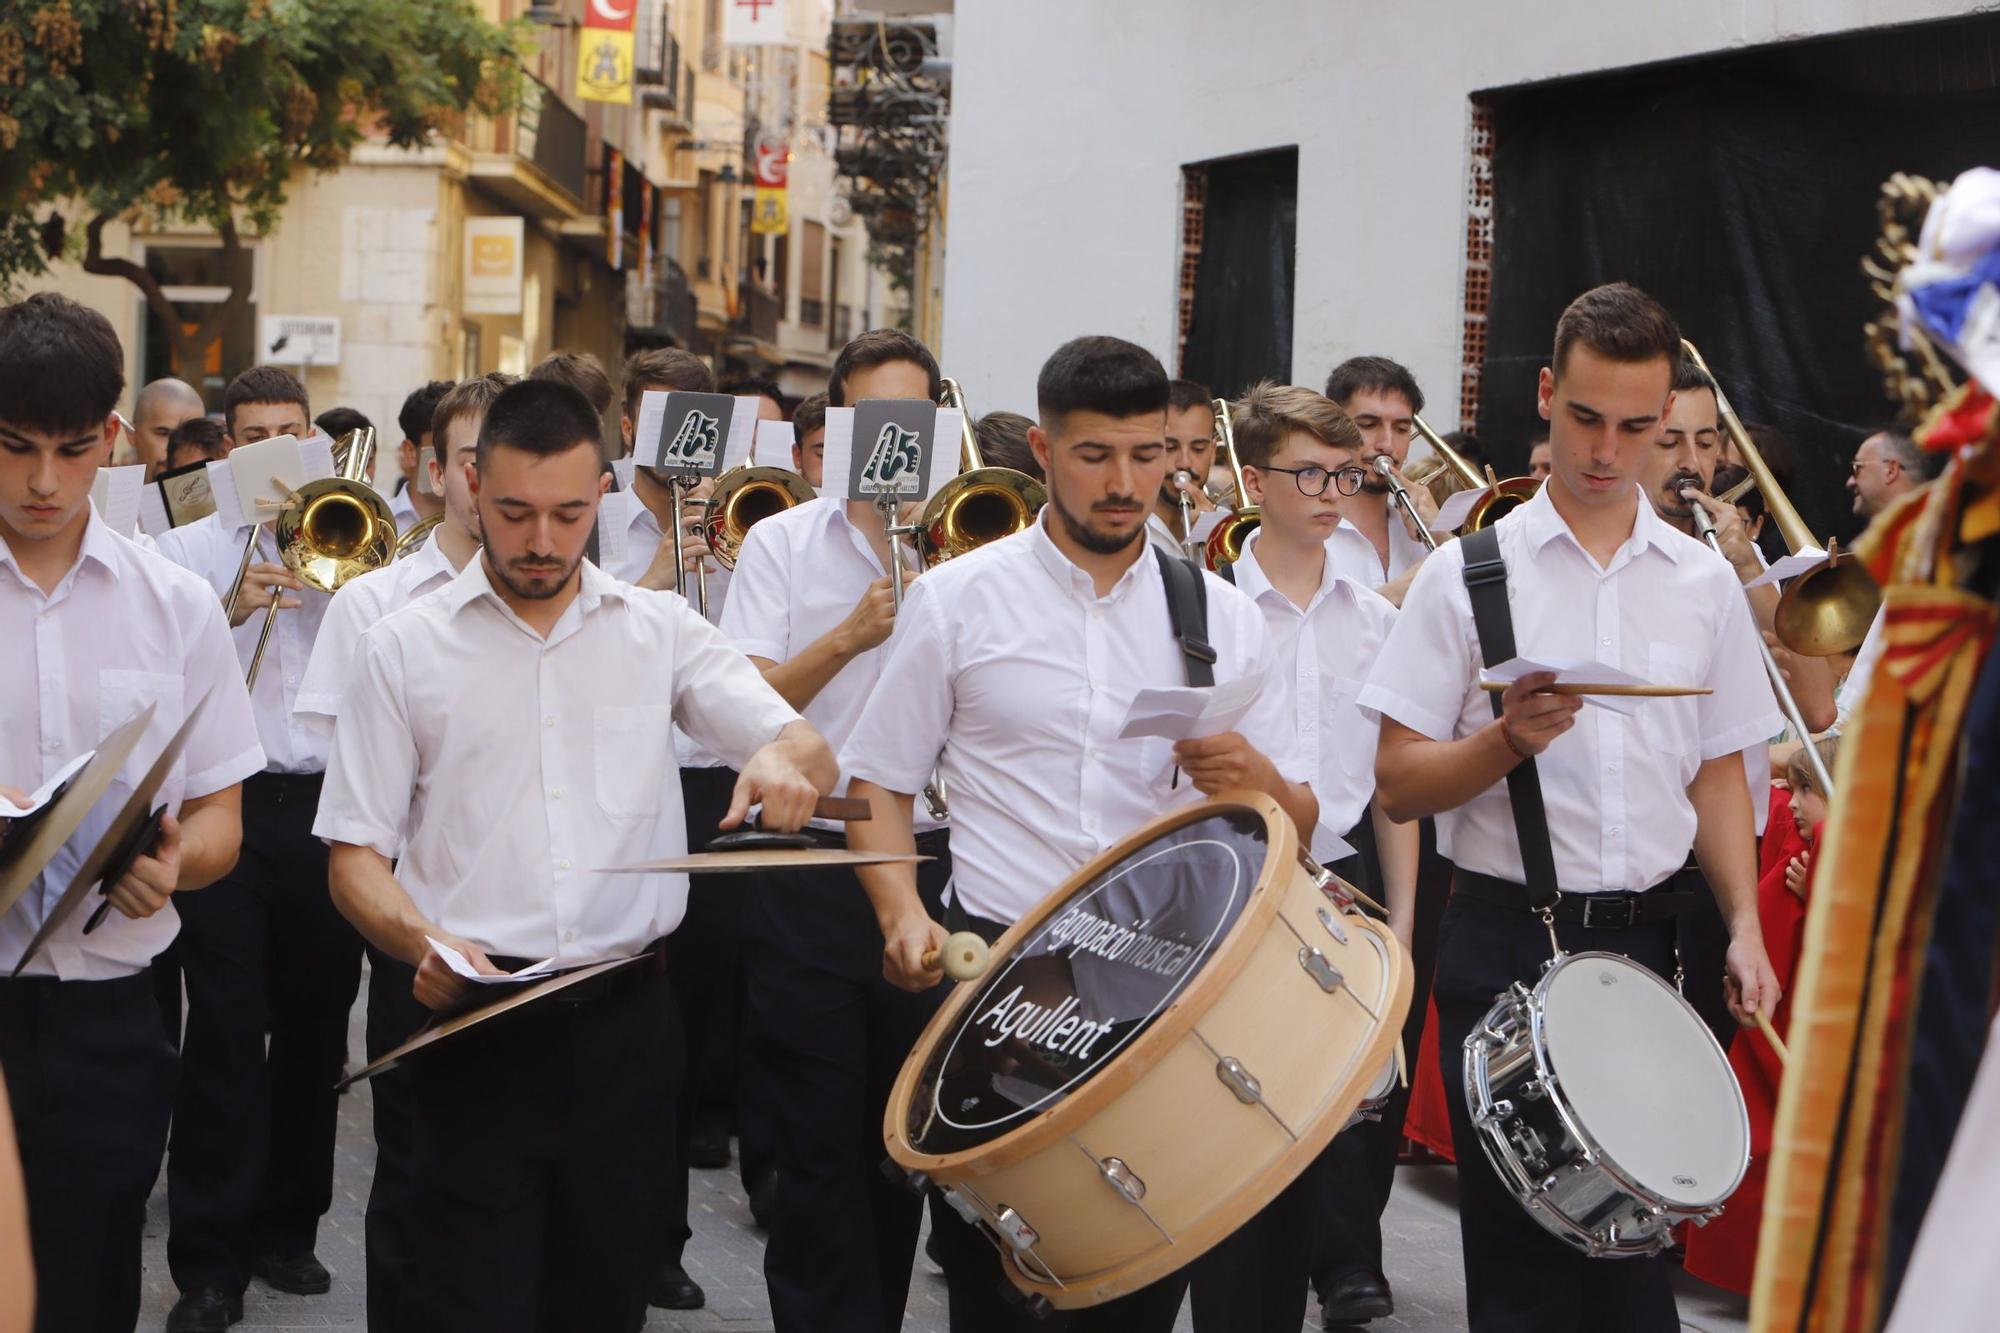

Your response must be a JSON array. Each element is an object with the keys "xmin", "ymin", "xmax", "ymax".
[
  {"xmin": 923, "ymin": 931, "xmax": 990, "ymax": 982},
  {"xmin": 1755, "ymin": 1009, "xmax": 1790, "ymax": 1066},
  {"xmin": 1479, "ymin": 681, "xmax": 1714, "ymax": 698}
]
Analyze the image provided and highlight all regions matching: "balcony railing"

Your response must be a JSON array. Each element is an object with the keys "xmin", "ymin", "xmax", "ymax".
[
  {"xmin": 465, "ymin": 74, "xmax": 588, "ymax": 211},
  {"xmin": 799, "ymin": 297, "xmax": 825, "ymax": 327},
  {"xmin": 734, "ymin": 286, "xmax": 782, "ymax": 344}
]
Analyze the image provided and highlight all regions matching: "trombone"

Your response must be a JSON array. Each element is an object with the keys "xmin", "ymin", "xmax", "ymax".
[
  {"xmin": 915, "ymin": 379, "xmax": 1047, "ymax": 565},
  {"xmin": 1170, "ymin": 469, "xmax": 1201, "ymax": 563},
  {"xmin": 703, "ymin": 464, "xmax": 817, "ymax": 569},
  {"xmin": 1407, "ymin": 414, "xmax": 1538, "ymax": 531},
  {"xmin": 1203, "ymin": 398, "xmax": 1259, "ymax": 569},
  {"xmin": 238, "ymin": 429, "xmax": 397, "ymax": 688},
  {"xmin": 1680, "ymin": 340, "xmax": 1879, "ymax": 656},
  {"xmin": 1374, "ymin": 456, "xmax": 1440, "ymax": 553},
  {"xmin": 394, "ymin": 512, "xmax": 443, "ymax": 561}
]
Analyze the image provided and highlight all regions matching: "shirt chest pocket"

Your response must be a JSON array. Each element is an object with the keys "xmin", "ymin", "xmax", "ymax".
[
  {"xmin": 1638, "ymin": 644, "xmax": 1701, "ymax": 767},
  {"xmin": 97, "ymin": 669, "xmax": 185, "ymax": 788},
  {"xmin": 593, "ymin": 704, "xmax": 677, "ymax": 819}
]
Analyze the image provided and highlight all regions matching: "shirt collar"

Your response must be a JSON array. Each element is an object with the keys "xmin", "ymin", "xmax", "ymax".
[
  {"xmin": 405, "ymin": 527, "xmax": 458, "ymax": 589},
  {"xmin": 444, "ymin": 553, "xmax": 632, "ymax": 619},
  {"xmin": 0, "ymin": 504, "xmax": 124, "ymax": 592},
  {"xmin": 1026, "ymin": 508, "xmax": 1152, "ymax": 601},
  {"xmin": 1515, "ymin": 481, "xmax": 1684, "ymax": 565},
  {"xmin": 1239, "ymin": 527, "xmax": 1351, "ymax": 612}
]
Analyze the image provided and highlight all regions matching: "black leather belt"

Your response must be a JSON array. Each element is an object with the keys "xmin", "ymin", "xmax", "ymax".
[{"xmin": 1454, "ymin": 869, "xmax": 1696, "ymax": 929}]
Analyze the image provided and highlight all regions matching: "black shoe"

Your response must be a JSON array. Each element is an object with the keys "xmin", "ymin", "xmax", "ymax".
[
  {"xmin": 748, "ymin": 1169, "xmax": 778, "ymax": 1229},
  {"xmin": 253, "ymin": 1249, "xmax": 332, "ymax": 1295},
  {"xmin": 649, "ymin": 1260, "xmax": 706, "ymax": 1310},
  {"xmin": 165, "ymin": 1287, "xmax": 243, "ymax": 1332},
  {"xmin": 1321, "ymin": 1271, "xmax": 1394, "ymax": 1328},
  {"xmin": 689, "ymin": 1119, "xmax": 731, "ymax": 1169}
]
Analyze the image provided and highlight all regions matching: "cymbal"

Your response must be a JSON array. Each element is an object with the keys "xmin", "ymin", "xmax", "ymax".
[
  {"xmin": 600, "ymin": 849, "xmax": 931, "ymax": 875},
  {"xmin": 1478, "ymin": 681, "xmax": 1713, "ymax": 698},
  {"xmin": 0, "ymin": 705, "xmax": 157, "ymax": 927}
]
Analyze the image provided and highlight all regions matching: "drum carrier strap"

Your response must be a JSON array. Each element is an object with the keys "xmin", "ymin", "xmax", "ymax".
[
  {"xmin": 1155, "ymin": 548, "xmax": 1217, "ymax": 687},
  {"xmin": 1459, "ymin": 526, "xmax": 1561, "ymax": 912}
]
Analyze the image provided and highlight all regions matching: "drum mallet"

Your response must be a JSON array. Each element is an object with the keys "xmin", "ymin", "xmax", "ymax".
[
  {"xmin": 923, "ymin": 932, "xmax": 991, "ymax": 982},
  {"xmin": 1755, "ymin": 1010, "xmax": 1790, "ymax": 1066}
]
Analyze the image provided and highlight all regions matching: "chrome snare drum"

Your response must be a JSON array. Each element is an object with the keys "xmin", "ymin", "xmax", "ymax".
[{"xmin": 1464, "ymin": 950, "xmax": 1749, "ymax": 1257}]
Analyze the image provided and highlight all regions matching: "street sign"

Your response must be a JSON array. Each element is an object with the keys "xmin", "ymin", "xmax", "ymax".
[{"xmin": 259, "ymin": 315, "xmax": 341, "ymax": 367}]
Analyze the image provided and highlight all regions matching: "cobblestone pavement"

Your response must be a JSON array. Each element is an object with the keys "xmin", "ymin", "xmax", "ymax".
[{"xmin": 135, "ymin": 1005, "xmax": 1751, "ymax": 1332}]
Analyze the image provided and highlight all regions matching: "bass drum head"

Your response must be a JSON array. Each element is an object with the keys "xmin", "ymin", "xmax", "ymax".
[
  {"xmin": 904, "ymin": 807, "xmax": 1270, "ymax": 1156},
  {"xmin": 1541, "ymin": 953, "xmax": 1748, "ymax": 1208}
]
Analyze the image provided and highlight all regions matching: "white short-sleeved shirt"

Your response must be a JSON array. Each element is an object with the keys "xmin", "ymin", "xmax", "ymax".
[
  {"xmin": 1327, "ymin": 510, "xmax": 1429, "ymax": 589},
  {"xmin": 294, "ymin": 531, "xmax": 459, "ymax": 732},
  {"xmin": 839, "ymin": 515, "xmax": 1311, "ymax": 924},
  {"xmin": 1230, "ymin": 531, "xmax": 1397, "ymax": 862},
  {"xmin": 717, "ymin": 497, "xmax": 942, "ymax": 833},
  {"xmin": 2, "ymin": 512, "xmax": 265, "ymax": 979},
  {"xmin": 1358, "ymin": 484, "xmax": 1782, "ymax": 894},
  {"xmin": 312, "ymin": 558, "xmax": 800, "ymax": 960},
  {"xmin": 154, "ymin": 513, "xmax": 332, "ymax": 774},
  {"xmin": 389, "ymin": 482, "xmax": 418, "ymax": 530}
]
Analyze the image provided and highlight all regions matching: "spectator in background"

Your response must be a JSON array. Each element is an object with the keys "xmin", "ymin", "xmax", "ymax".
[
  {"xmin": 791, "ymin": 393, "xmax": 827, "ymax": 488},
  {"xmin": 722, "ymin": 376, "xmax": 787, "ymax": 423},
  {"xmin": 1711, "ymin": 461, "xmax": 1766, "ymax": 548},
  {"xmin": 390, "ymin": 381, "xmax": 454, "ymax": 529},
  {"xmin": 126, "ymin": 377, "xmax": 207, "ymax": 477},
  {"xmin": 1441, "ymin": 429, "xmax": 1487, "ymax": 475},
  {"xmin": 165, "ymin": 417, "xmax": 229, "ymax": 472},
  {"xmin": 1527, "ymin": 431, "xmax": 1551, "ymax": 482},
  {"xmin": 973, "ymin": 410, "xmax": 1044, "ymax": 482},
  {"xmin": 529, "ymin": 350, "xmax": 615, "ymax": 417},
  {"xmin": 1847, "ymin": 425, "xmax": 1935, "ymax": 521}
]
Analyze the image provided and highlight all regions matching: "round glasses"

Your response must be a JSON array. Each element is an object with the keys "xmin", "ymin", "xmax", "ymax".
[{"xmin": 1256, "ymin": 464, "xmax": 1369, "ymax": 498}]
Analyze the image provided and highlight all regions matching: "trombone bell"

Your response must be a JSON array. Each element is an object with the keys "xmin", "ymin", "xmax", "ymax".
[
  {"xmin": 917, "ymin": 468, "xmax": 1046, "ymax": 564},
  {"xmin": 706, "ymin": 465, "xmax": 818, "ymax": 570},
  {"xmin": 1204, "ymin": 511, "xmax": 1259, "ymax": 568},
  {"xmin": 1773, "ymin": 545, "xmax": 1882, "ymax": 657}
]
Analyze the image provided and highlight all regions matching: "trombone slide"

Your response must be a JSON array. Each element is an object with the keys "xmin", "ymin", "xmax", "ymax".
[{"xmin": 1374, "ymin": 457, "xmax": 1440, "ymax": 553}]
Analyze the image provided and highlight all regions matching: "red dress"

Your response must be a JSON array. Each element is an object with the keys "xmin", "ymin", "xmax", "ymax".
[{"xmin": 1684, "ymin": 787, "xmax": 1813, "ymax": 1295}]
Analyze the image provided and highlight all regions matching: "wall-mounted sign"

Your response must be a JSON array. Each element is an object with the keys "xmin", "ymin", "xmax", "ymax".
[
  {"xmin": 259, "ymin": 315, "xmax": 341, "ymax": 367},
  {"xmin": 464, "ymin": 217, "xmax": 524, "ymax": 316}
]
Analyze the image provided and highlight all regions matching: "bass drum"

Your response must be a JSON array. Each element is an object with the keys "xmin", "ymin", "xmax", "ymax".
[{"xmin": 884, "ymin": 792, "xmax": 1410, "ymax": 1310}]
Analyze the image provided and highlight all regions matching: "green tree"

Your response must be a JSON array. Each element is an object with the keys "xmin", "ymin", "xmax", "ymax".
[{"xmin": 0, "ymin": 0, "xmax": 522, "ymax": 374}]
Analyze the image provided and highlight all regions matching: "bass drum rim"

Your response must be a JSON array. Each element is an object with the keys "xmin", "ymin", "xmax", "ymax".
[{"xmin": 884, "ymin": 791, "xmax": 1294, "ymax": 1178}]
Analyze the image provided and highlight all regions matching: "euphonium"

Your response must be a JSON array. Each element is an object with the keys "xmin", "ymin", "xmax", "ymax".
[
  {"xmin": 1203, "ymin": 397, "xmax": 1259, "ymax": 569},
  {"xmin": 1680, "ymin": 340, "xmax": 1879, "ymax": 656},
  {"xmin": 704, "ymin": 465, "xmax": 817, "ymax": 569},
  {"xmin": 915, "ymin": 378, "xmax": 1047, "ymax": 564}
]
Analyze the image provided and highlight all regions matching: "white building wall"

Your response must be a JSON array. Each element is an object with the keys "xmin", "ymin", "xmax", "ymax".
[{"xmin": 941, "ymin": 0, "xmax": 1970, "ymax": 421}]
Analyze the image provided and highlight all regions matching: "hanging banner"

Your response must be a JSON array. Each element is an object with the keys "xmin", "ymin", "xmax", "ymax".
[
  {"xmin": 751, "ymin": 135, "xmax": 789, "ymax": 236},
  {"xmin": 751, "ymin": 188, "xmax": 789, "ymax": 236},
  {"xmin": 577, "ymin": 0, "xmax": 636, "ymax": 104},
  {"xmin": 606, "ymin": 146, "xmax": 625, "ymax": 270},
  {"xmin": 463, "ymin": 217, "xmax": 524, "ymax": 316},
  {"xmin": 723, "ymin": 0, "xmax": 789, "ymax": 46}
]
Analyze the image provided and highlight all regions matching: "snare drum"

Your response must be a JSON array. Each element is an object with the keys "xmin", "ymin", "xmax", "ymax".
[
  {"xmin": 884, "ymin": 793, "xmax": 1410, "ymax": 1310},
  {"xmin": 1463, "ymin": 950, "xmax": 1749, "ymax": 1257}
]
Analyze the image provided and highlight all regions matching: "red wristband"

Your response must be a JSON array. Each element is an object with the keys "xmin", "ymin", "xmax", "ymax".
[{"xmin": 1499, "ymin": 722, "xmax": 1531, "ymax": 762}]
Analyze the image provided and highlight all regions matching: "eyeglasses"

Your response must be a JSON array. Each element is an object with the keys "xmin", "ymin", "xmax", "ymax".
[{"xmin": 1255, "ymin": 464, "xmax": 1369, "ymax": 498}]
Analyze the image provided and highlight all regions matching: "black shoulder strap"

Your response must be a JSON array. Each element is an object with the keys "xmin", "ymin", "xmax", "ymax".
[
  {"xmin": 1459, "ymin": 527, "xmax": 1561, "ymax": 908},
  {"xmin": 1155, "ymin": 548, "xmax": 1216, "ymax": 688}
]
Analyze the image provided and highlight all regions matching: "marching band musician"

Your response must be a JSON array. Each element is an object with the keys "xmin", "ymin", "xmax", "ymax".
[
  {"xmin": 0, "ymin": 294, "xmax": 263, "ymax": 1333},
  {"xmin": 843, "ymin": 335, "xmax": 1316, "ymax": 1332},
  {"xmin": 720, "ymin": 328, "xmax": 944, "ymax": 1333},
  {"xmin": 387, "ymin": 381, "xmax": 453, "ymax": 533},
  {"xmin": 291, "ymin": 371, "xmax": 502, "ymax": 1333},
  {"xmin": 1361, "ymin": 283, "xmax": 1783, "ymax": 1333},
  {"xmin": 1145, "ymin": 379, "xmax": 1218, "ymax": 558},
  {"xmin": 1324, "ymin": 356, "xmax": 1441, "ymax": 607},
  {"xmin": 1182, "ymin": 383, "xmax": 1413, "ymax": 1333},
  {"xmin": 152, "ymin": 365, "xmax": 364, "ymax": 1332},
  {"xmin": 314, "ymin": 378, "xmax": 836, "ymax": 1333},
  {"xmin": 792, "ymin": 392, "xmax": 829, "ymax": 488}
]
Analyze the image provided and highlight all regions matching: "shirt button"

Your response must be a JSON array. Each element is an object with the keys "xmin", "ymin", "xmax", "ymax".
[
  {"xmin": 563, "ymin": 930, "xmax": 576, "ymax": 944},
  {"xmin": 545, "ymin": 716, "xmax": 556, "ymax": 728},
  {"xmin": 1601, "ymin": 636, "xmax": 1612, "ymax": 646},
  {"xmin": 1608, "ymin": 826, "xmax": 1622, "ymax": 836},
  {"xmin": 285, "ymin": 675, "xmax": 297, "ymax": 687},
  {"xmin": 550, "ymin": 787, "xmax": 564, "ymax": 800},
  {"xmin": 557, "ymin": 858, "xmax": 572, "ymax": 871}
]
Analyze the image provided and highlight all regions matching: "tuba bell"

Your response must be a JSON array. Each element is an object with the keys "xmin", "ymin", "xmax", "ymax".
[
  {"xmin": 1203, "ymin": 397, "xmax": 1259, "ymax": 569},
  {"xmin": 704, "ymin": 465, "xmax": 818, "ymax": 569},
  {"xmin": 915, "ymin": 378, "xmax": 1047, "ymax": 564}
]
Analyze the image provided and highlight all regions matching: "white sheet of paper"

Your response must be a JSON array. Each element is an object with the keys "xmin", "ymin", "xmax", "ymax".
[
  {"xmin": 224, "ymin": 434, "xmax": 314, "ymax": 527},
  {"xmin": 91, "ymin": 465, "xmax": 146, "ymax": 535},
  {"xmin": 753, "ymin": 419, "xmax": 795, "ymax": 470},
  {"xmin": 1190, "ymin": 507, "xmax": 1230, "ymax": 544},
  {"xmin": 612, "ymin": 456, "xmax": 637, "ymax": 491},
  {"xmin": 633, "ymin": 392, "xmax": 671, "ymax": 469},
  {"xmin": 1431, "ymin": 485, "xmax": 1490, "ymax": 533},
  {"xmin": 0, "ymin": 751, "xmax": 95, "ymax": 819},
  {"xmin": 204, "ymin": 458, "xmax": 243, "ymax": 531},
  {"xmin": 595, "ymin": 490, "xmax": 635, "ymax": 571},
  {"xmin": 1477, "ymin": 656, "xmax": 1660, "ymax": 716},
  {"xmin": 138, "ymin": 483, "xmax": 172, "ymax": 536},
  {"xmin": 425, "ymin": 936, "xmax": 639, "ymax": 984},
  {"xmin": 723, "ymin": 397, "xmax": 760, "ymax": 473},
  {"xmin": 1743, "ymin": 546, "xmax": 1829, "ymax": 589},
  {"xmin": 1117, "ymin": 674, "xmax": 1264, "ymax": 741}
]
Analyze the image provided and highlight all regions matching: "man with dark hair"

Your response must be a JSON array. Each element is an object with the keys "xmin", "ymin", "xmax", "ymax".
[
  {"xmin": 390, "ymin": 380, "xmax": 455, "ymax": 530},
  {"xmin": 222, "ymin": 365, "xmax": 311, "ymax": 449},
  {"xmin": 0, "ymin": 292, "xmax": 262, "ymax": 1333},
  {"xmin": 721, "ymin": 375, "xmax": 787, "ymax": 423},
  {"xmin": 128, "ymin": 377, "xmax": 207, "ymax": 476},
  {"xmin": 313, "ymin": 406, "xmax": 372, "ymax": 443},
  {"xmin": 1323, "ymin": 355, "xmax": 1437, "ymax": 607},
  {"xmin": 157, "ymin": 361, "xmax": 360, "ymax": 1331},
  {"xmin": 826, "ymin": 327, "xmax": 942, "ymax": 407},
  {"xmin": 166, "ymin": 417, "xmax": 229, "ymax": 472},
  {"xmin": 293, "ymin": 371, "xmax": 500, "ymax": 1333},
  {"xmin": 1364, "ymin": 282, "xmax": 1782, "ymax": 1333},
  {"xmin": 1148, "ymin": 378, "xmax": 1216, "ymax": 557},
  {"xmin": 317, "ymin": 376, "xmax": 835, "ymax": 1333},
  {"xmin": 845, "ymin": 334, "xmax": 1315, "ymax": 1333},
  {"xmin": 528, "ymin": 348, "xmax": 615, "ymax": 417},
  {"xmin": 791, "ymin": 392, "xmax": 828, "ymax": 487},
  {"xmin": 973, "ymin": 409, "xmax": 1043, "ymax": 481}
]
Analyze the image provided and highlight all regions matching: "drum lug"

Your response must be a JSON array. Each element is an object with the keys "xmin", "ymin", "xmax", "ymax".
[
  {"xmin": 1315, "ymin": 905, "xmax": 1350, "ymax": 944},
  {"xmin": 942, "ymin": 1187, "xmax": 981, "ymax": 1225},
  {"xmin": 1096, "ymin": 1155, "xmax": 1148, "ymax": 1204},
  {"xmin": 1298, "ymin": 946, "xmax": 1345, "ymax": 993},
  {"xmin": 1215, "ymin": 1055, "xmax": 1265, "ymax": 1105},
  {"xmin": 879, "ymin": 1159, "xmax": 931, "ymax": 1196},
  {"xmin": 1521, "ymin": 1076, "xmax": 1551, "ymax": 1102},
  {"xmin": 1506, "ymin": 1122, "xmax": 1548, "ymax": 1175},
  {"xmin": 992, "ymin": 1205, "xmax": 1040, "ymax": 1252},
  {"xmin": 1308, "ymin": 861, "xmax": 1356, "ymax": 911}
]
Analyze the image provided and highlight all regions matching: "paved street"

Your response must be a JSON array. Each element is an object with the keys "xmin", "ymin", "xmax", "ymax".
[{"xmin": 135, "ymin": 993, "xmax": 1751, "ymax": 1331}]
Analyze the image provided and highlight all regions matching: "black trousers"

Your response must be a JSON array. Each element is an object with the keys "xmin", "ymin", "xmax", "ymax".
[
  {"xmin": 362, "ymin": 946, "xmax": 428, "ymax": 1333},
  {"xmin": 402, "ymin": 958, "xmax": 683, "ymax": 1333},
  {"xmin": 936, "ymin": 905, "xmax": 1192, "ymax": 1333},
  {"xmin": 167, "ymin": 770, "xmax": 363, "ymax": 1292},
  {"xmin": 0, "ymin": 970, "xmax": 177, "ymax": 1333},
  {"xmin": 752, "ymin": 831, "xmax": 951, "ymax": 1333},
  {"xmin": 1676, "ymin": 863, "xmax": 1736, "ymax": 1052},
  {"xmin": 666, "ymin": 765, "xmax": 778, "ymax": 1266},
  {"xmin": 1432, "ymin": 886, "xmax": 1680, "ymax": 1333}
]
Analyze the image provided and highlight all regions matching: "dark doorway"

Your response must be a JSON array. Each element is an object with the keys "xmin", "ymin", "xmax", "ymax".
[
  {"xmin": 1181, "ymin": 147, "xmax": 1298, "ymax": 400},
  {"xmin": 1476, "ymin": 12, "xmax": 2000, "ymax": 541}
]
